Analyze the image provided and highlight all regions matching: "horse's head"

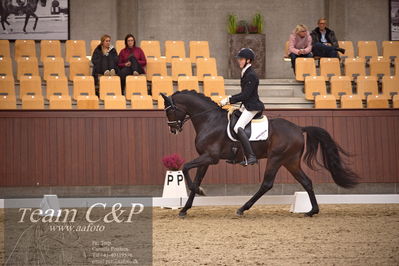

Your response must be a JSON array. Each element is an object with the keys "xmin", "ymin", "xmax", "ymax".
[
  {"xmin": 161, "ymin": 93, "xmax": 188, "ymax": 135},
  {"xmin": 40, "ymin": 0, "xmax": 47, "ymax": 7}
]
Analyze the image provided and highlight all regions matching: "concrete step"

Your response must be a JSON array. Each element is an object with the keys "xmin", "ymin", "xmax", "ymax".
[
  {"xmin": 260, "ymin": 96, "xmax": 311, "ymax": 104},
  {"xmin": 226, "ymin": 86, "xmax": 305, "ymax": 97}
]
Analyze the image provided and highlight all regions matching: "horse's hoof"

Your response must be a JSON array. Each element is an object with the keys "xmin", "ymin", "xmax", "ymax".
[
  {"xmin": 236, "ymin": 208, "xmax": 244, "ymax": 216},
  {"xmin": 197, "ymin": 186, "xmax": 206, "ymax": 196},
  {"xmin": 304, "ymin": 209, "xmax": 319, "ymax": 217},
  {"xmin": 178, "ymin": 211, "xmax": 187, "ymax": 218}
]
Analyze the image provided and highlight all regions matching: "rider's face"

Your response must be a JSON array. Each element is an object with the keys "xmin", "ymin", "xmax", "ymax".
[{"xmin": 237, "ymin": 58, "xmax": 249, "ymax": 69}]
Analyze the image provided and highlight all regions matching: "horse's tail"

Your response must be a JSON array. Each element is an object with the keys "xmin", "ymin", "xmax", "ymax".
[{"xmin": 302, "ymin": 126, "xmax": 359, "ymax": 188}]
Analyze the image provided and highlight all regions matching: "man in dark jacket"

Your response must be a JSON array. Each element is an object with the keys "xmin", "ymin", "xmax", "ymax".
[
  {"xmin": 220, "ymin": 48, "xmax": 264, "ymax": 166},
  {"xmin": 310, "ymin": 18, "xmax": 345, "ymax": 58}
]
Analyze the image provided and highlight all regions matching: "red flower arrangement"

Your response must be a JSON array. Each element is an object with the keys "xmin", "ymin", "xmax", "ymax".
[{"xmin": 162, "ymin": 153, "xmax": 185, "ymax": 171}]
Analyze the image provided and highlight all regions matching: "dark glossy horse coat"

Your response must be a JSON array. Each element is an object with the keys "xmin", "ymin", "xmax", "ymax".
[
  {"xmin": 0, "ymin": 0, "xmax": 47, "ymax": 33},
  {"xmin": 161, "ymin": 91, "xmax": 358, "ymax": 217}
]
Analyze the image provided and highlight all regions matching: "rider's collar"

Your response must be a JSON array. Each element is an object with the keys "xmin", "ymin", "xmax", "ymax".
[{"xmin": 241, "ymin": 64, "xmax": 251, "ymax": 78}]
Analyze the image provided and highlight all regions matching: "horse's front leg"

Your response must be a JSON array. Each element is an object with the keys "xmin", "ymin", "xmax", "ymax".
[{"xmin": 23, "ymin": 13, "xmax": 30, "ymax": 33}]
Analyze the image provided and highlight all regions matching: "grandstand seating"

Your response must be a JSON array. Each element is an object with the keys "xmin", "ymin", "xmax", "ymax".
[
  {"xmin": 393, "ymin": 95, "xmax": 399, "ymax": 108},
  {"xmin": 99, "ymin": 76, "xmax": 122, "ymax": 100},
  {"xmin": 171, "ymin": 57, "xmax": 192, "ymax": 81},
  {"xmin": 382, "ymin": 41, "xmax": 399, "ymax": 60},
  {"xmin": 356, "ymin": 76, "xmax": 379, "ymax": 99},
  {"xmin": 196, "ymin": 57, "xmax": 217, "ymax": 81},
  {"xmin": 115, "ymin": 40, "xmax": 125, "ymax": 54},
  {"xmin": 189, "ymin": 41, "xmax": 210, "ymax": 62},
  {"xmin": 49, "ymin": 95, "xmax": 72, "ymax": 109},
  {"xmin": 157, "ymin": 94, "xmax": 165, "ymax": 109},
  {"xmin": 15, "ymin": 39, "xmax": 36, "ymax": 59},
  {"xmin": 338, "ymin": 41, "xmax": 354, "ymax": 58},
  {"xmin": 344, "ymin": 57, "xmax": 366, "ymax": 80},
  {"xmin": 358, "ymin": 41, "xmax": 378, "ymax": 59},
  {"xmin": 90, "ymin": 40, "xmax": 101, "ymax": 56},
  {"xmin": 0, "ymin": 75, "xmax": 15, "ymax": 96},
  {"xmin": 330, "ymin": 76, "xmax": 353, "ymax": 98},
  {"xmin": 69, "ymin": 57, "xmax": 91, "ymax": 80},
  {"xmin": 151, "ymin": 76, "xmax": 174, "ymax": 100},
  {"xmin": 315, "ymin": 95, "xmax": 337, "ymax": 108},
  {"xmin": 131, "ymin": 95, "xmax": 153, "ymax": 109},
  {"xmin": 0, "ymin": 40, "xmax": 11, "ymax": 58},
  {"xmin": 125, "ymin": 75, "xmax": 148, "ymax": 100},
  {"xmin": 43, "ymin": 57, "xmax": 66, "ymax": 81},
  {"xmin": 65, "ymin": 40, "xmax": 86, "ymax": 62},
  {"xmin": 369, "ymin": 57, "xmax": 391, "ymax": 78},
  {"xmin": 381, "ymin": 76, "xmax": 399, "ymax": 98},
  {"xmin": 22, "ymin": 95, "xmax": 44, "ymax": 109},
  {"xmin": 320, "ymin": 58, "xmax": 341, "ymax": 80},
  {"xmin": 104, "ymin": 95, "xmax": 126, "ymax": 109},
  {"xmin": 46, "ymin": 76, "xmax": 69, "ymax": 99},
  {"xmin": 0, "ymin": 94, "xmax": 16, "ymax": 109},
  {"xmin": 304, "ymin": 76, "xmax": 327, "ymax": 100},
  {"xmin": 19, "ymin": 76, "xmax": 42, "ymax": 99},
  {"xmin": 178, "ymin": 76, "xmax": 199, "ymax": 92},
  {"xmin": 367, "ymin": 95, "xmax": 389, "ymax": 108},
  {"xmin": 203, "ymin": 76, "xmax": 225, "ymax": 97},
  {"xmin": 40, "ymin": 40, "xmax": 61, "ymax": 62},
  {"xmin": 16, "ymin": 57, "xmax": 39, "ymax": 79},
  {"xmin": 165, "ymin": 41, "xmax": 186, "ymax": 63},
  {"xmin": 77, "ymin": 95, "xmax": 99, "ymax": 109},
  {"xmin": 0, "ymin": 57, "xmax": 13, "ymax": 77},
  {"xmin": 73, "ymin": 76, "xmax": 96, "ymax": 100},
  {"xmin": 295, "ymin": 58, "xmax": 316, "ymax": 81},
  {"xmin": 340, "ymin": 95, "xmax": 363, "ymax": 108},
  {"xmin": 146, "ymin": 57, "xmax": 167, "ymax": 81},
  {"xmin": 141, "ymin": 40, "xmax": 161, "ymax": 58}
]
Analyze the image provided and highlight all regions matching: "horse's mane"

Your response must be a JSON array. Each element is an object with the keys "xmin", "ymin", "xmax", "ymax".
[{"xmin": 172, "ymin": 90, "xmax": 221, "ymax": 108}]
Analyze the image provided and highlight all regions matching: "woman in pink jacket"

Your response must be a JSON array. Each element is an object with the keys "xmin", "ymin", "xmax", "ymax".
[
  {"xmin": 118, "ymin": 34, "xmax": 147, "ymax": 93},
  {"xmin": 288, "ymin": 24, "xmax": 313, "ymax": 73}
]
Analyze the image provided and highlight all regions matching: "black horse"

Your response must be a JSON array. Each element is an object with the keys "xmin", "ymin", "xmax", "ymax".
[
  {"xmin": 0, "ymin": 0, "xmax": 47, "ymax": 33},
  {"xmin": 161, "ymin": 91, "xmax": 358, "ymax": 217}
]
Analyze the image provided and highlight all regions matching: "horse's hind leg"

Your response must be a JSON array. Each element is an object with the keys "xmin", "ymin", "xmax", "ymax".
[
  {"xmin": 32, "ymin": 13, "xmax": 38, "ymax": 31},
  {"xmin": 236, "ymin": 157, "xmax": 282, "ymax": 216},
  {"xmin": 23, "ymin": 13, "xmax": 30, "ymax": 32}
]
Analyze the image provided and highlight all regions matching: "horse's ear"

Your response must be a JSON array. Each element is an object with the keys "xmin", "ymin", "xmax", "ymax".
[{"xmin": 160, "ymin": 93, "xmax": 171, "ymax": 107}]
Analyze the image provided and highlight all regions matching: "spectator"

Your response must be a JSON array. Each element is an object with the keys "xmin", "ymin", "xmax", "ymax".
[
  {"xmin": 288, "ymin": 24, "xmax": 313, "ymax": 73},
  {"xmin": 91, "ymin": 34, "xmax": 119, "ymax": 85},
  {"xmin": 118, "ymin": 34, "xmax": 146, "ymax": 93},
  {"xmin": 310, "ymin": 18, "xmax": 345, "ymax": 58}
]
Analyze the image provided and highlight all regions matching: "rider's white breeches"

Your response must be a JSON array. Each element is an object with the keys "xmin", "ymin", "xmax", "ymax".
[{"xmin": 234, "ymin": 106, "xmax": 258, "ymax": 134}]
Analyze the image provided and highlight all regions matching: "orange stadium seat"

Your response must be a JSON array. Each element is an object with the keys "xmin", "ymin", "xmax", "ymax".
[
  {"xmin": 90, "ymin": 40, "xmax": 101, "ymax": 56},
  {"xmin": 295, "ymin": 58, "xmax": 316, "ymax": 81},
  {"xmin": 284, "ymin": 41, "xmax": 290, "ymax": 58},
  {"xmin": 0, "ymin": 75, "xmax": 15, "ymax": 96},
  {"xmin": 165, "ymin": 40, "xmax": 186, "ymax": 63},
  {"xmin": 203, "ymin": 76, "xmax": 225, "ymax": 97},
  {"xmin": 344, "ymin": 57, "xmax": 366, "ymax": 80},
  {"xmin": 22, "ymin": 94, "xmax": 44, "ymax": 109},
  {"xmin": 330, "ymin": 76, "xmax": 353, "ymax": 98},
  {"xmin": 304, "ymin": 76, "xmax": 327, "ymax": 100},
  {"xmin": 146, "ymin": 57, "xmax": 167, "ymax": 81},
  {"xmin": 178, "ymin": 76, "xmax": 199, "ymax": 92},
  {"xmin": 382, "ymin": 41, "xmax": 399, "ymax": 60},
  {"xmin": 315, "ymin": 95, "xmax": 337, "ymax": 108},
  {"xmin": 140, "ymin": 40, "xmax": 161, "ymax": 58},
  {"xmin": 99, "ymin": 76, "xmax": 122, "ymax": 100},
  {"xmin": 104, "ymin": 95, "xmax": 126, "ymax": 109},
  {"xmin": 49, "ymin": 95, "xmax": 72, "ymax": 109},
  {"xmin": 73, "ymin": 76, "xmax": 96, "ymax": 100},
  {"xmin": 396, "ymin": 58, "xmax": 399, "ymax": 76},
  {"xmin": 189, "ymin": 41, "xmax": 210, "ymax": 62},
  {"xmin": 340, "ymin": 95, "xmax": 363, "ymax": 108},
  {"xmin": 0, "ymin": 94, "xmax": 16, "ymax": 109},
  {"xmin": 115, "ymin": 40, "xmax": 124, "ymax": 54},
  {"xmin": 369, "ymin": 57, "xmax": 391, "ymax": 78},
  {"xmin": 320, "ymin": 58, "xmax": 341, "ymax": 80},
  {"xmin": 151, "ymin": 76, "xmax": 174, "ymax": 100},
  {"xmin": 69, "ymin": 57, "xmax": 91, "ymax": 80},
  {"xmin": 43, "ymin": 57, "xmax": 66, "ymax": 81},
  {"xmin": 356, "ymin": 76, "xmax": 378, "ymax": 99},
  {"xmin": 131, "ymin": 95, "xmax": 153, "ymax": 109},
  {"xmin": 157, "ymin": 94, "xmax": 165, "ymax": 109},
  {"xmin": 0, "ymin": 40, "xmax": 11, "ymax": 58},
  {"xmin": 16, "ymin": 57, "xmax": 39, "ymax": 79},
  {"xmin": 19, "ymin": 76, "xmax": 42, "ymax": 99},
  {"xmin": 15, "ymin": 39, "xmax": 36, "ymax": 59},
  {"xmin": 382, "ymin": 76, "xmax": 399, "ymax": 98},
  {"xmin": 367, "ymin": 95, "xmax": 389, "ymax": 108},
  {"xmin": 393, "ymin": 95, "xmax": 399, "ymax": 108},
  {"xmin": 66, "ymin": 40, "xmax": 86, "ymax": 62},
  {"xmin": 358, "ymin": 41, "xmax": 378, "ymax": 60},
  {"xmin": 46, "ymin": 76, "xmax": 69, "ymax": 99},
  {"xmin": 196, "ymin": 57, "xmax": 217, "ymax": 81},
  {"xmin": 338, "ymin": 41, "xmax": 354, "ymax": 58},
  {"xmin": 77, "ymin": 95, "xmax": 99, "ymax": 109},
  {"xmin": 0, "ymin": 57, "xmax": 13, "ymax": 77},
  {"xmin": 171, "ymin": 57, "xmax": 192, "ymax": 81},
  {"xmin": 40, "ymin": 40, "xmax": 61, "ymax": 62},
  {"xmin": 125, "ymin": 75, "xmax": 148, "ymax": 100}
]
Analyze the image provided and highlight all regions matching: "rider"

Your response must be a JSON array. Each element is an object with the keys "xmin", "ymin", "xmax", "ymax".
[{"xmin": 220, "ymin": 48, "xmax": 264, "ymax": 166}]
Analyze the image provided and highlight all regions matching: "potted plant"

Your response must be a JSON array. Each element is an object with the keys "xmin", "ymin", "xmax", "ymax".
[
  {"xmin": 252, "ymin": 13, "xmax": 264, "ymax": 34},
  {"xmin": 161, "ymin": 153, "xmax": 187, "ymax": 206},
  {"xmin": 236, "ymin": 20, "xmax": 248, "ymax": 34},
  {"xmin": 227, "ymin": 14, "xmax": 237, "ymax": 34}
]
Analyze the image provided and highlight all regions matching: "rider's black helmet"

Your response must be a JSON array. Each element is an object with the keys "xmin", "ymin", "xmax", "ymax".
[{"xmin": 236, "ymin": 48, "xmax": 255, "ymax": 61}]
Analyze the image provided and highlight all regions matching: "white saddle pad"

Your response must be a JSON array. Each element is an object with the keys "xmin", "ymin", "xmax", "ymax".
[{"xmin": 227, "ymin": 115, "xmax": 269, "ymax": 142}]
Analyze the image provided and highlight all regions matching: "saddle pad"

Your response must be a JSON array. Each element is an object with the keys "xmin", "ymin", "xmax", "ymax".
[{"xmin": 227, "ymin": 115, "xmax": 269, "ymax": 142}]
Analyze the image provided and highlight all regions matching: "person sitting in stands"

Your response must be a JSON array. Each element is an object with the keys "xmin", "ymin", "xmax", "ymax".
[
  {"xmin": 310, "ymin": 18, "xmax": 345, "ymax": 58},
  {"xmin": 118, "ymin": 34, "xmax": 146, "ymax": 93},
  {"xmin": 91, "ymin": 34, "xmax": 119, "ymax": 85},
  {"xmin": 288, "ymin": 24, "xmax": 313, "ymax": 73}
]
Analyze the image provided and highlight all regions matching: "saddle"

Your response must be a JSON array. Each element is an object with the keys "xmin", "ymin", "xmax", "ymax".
[{"xmin": 227, "ymin": 109, "xmax": 268, "ymax": 142}]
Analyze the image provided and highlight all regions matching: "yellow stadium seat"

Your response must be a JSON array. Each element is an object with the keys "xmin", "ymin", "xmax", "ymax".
[
  {"xmin": 77, "ymin": 95, "xmax": 99, "ymax": 109},
  {"xmin": 69, "ymin": 57, "xmax": 90, "ymax": 80},
  {"xmin": 320, "ymin": 58, "xmax": 341, "ymax": 80},
  {"xmin": 0, "ymin": 94, "xmax": 16, "ymax": 109},
  {"xmin": 382, "ymin": 76, "xmax": 399, "ymax": 98},
  {"xmin": 196, "ymin": 57, "xmax": 217, "ymax": 81},
  {"xmin": 344, "ymin": 57, "xmax": 366, "ymax": 80},
  {"xmin": 171, "ymin": 57, "xmax": 192, "ymax": 81},
  {"xmin": 66, "ymin": 40, "xmax": 86, "ymax": 62},
  {"xmin": 125, "ymin": 75, "xmax": 148, "ymax": 100},
  {"xmin": 40, "ymin": 40, "xmax": 61, "ymax": 62},
  {"xmin": 0, "ymin": 75, "xmax": 15, "ymax": 95},
  {"xmin": 338, "ymin": 41, "xmax": 354, "ymax": 58},
  {"xmin": 369, "ymin": 57, "xmax": 391, "ymax": 78},
  {"xmin": 356, "ymin": 76, "xmax": 378, "ymax": 99},
  {"xmin": 151, "ymin": 76, "xmax": 174, "ymax": 100},
  {"xmin": 189, "ymin": 41, "xmax": 210, "ymax": 62},
  {"xmin": 73, "ymin": 76, "xmax": 96, "ymax": 100},
  {"xmin": 115, "ymin": 40, "xmax": 124, "ymax": 54},
  {"xmin": 131, "ymin": 95, "xmax": 153, "ymax": 109},
  {"xmin": 284, "ymin": 41, "xmax": 290, "ymax": 58},
  {"xmin": 382, "ymin": 41, "xmax": 399, "ymax": 60},
  {"xmin": 49, "ymin": 95, "xmax": 72, "ymax": 109},
  {"xmin": 393, "ymin": 95, "xmax": 399, "ymax": 108},
  {"xmin": 396, "ymin": 58, "xmax": 399, "ymax": 76},
  {"xmin": 99, "ymin": 76, "xmax": 122, "ymax": 100},
  {"xmin": 178, "ymin": 76, "xmax": 199, "ymax": 92},
  {"xmin": 0, "ymin": 57, "xmax": 13, "ymax": 77},
  {"xmin": 295, "ymin": 58, "xmax": 316, "ymax": 81},
  {"xmin": 140, "ymin": 40, "xmax": 161, "ymax": 58},
  {"xmin": 15, "ymin": 39, "xmax": 36, "ymax": 59},
  {"xmin": 330, "ymin": 76, "xmax": 353, "ymax": 98},
  {"xmin": 43, "ymin": 57, "xmax": 65, "ymax": 81},
  {"xmin": 104, "ymin": 95, "xmax": 126, "ymax": 109},
  {"xmin": 22, "ymin": 95, "xmax": 44, "ymax": 109},
  {"xmin": 16, "ymin": 57, "xmax": 39, "ymax": 79},
  {"xmin": 46, "ymin": 76, "xmax": 69, "ymax": 99},
  {"xmin": 358, "ymin": 41, "xmax": 378, "ymax": 59},
  {"xmin": 367, "ymin": 95, "xmax": 389, "ymax": 108},
  {"xmin": 0, "ymin": 40, "xmax": 11, "ymax": 58},
  {"xmin": 304, "ymin": 76, "xmax": 327, "ymax": 100},
  {"xmin": 19, "ymin": 76, "xmax": 42, "ymax": 99},
  {"xmin": 157, "ymin": 94, "xmax": 165, "ymax": 109},
  {"xmin": 315, "ymin": 95, "xmax": 337, "ymax": 108},
  {"xmin": 340, "ymin": 95, "xmax": 363, "ymax": 109},
  {"xmin": 146, "ymin": 57, "xmax": 167, "ymax": 81},
  {"xmin": 203, "ymin": 76, "xmax": 225, "ymax": 97},
  {"xmin": 165, "ymin": 41, "xmax": 186, "ymax": 63},
  {"xmin": 90, "ymin": 40, "xmax": 101, "ymax": 56}
]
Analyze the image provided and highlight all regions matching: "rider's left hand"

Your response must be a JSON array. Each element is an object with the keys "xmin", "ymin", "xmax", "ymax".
[{"xmin": 220, "ymin": 96, "xmax": 230, "ymax": 106}]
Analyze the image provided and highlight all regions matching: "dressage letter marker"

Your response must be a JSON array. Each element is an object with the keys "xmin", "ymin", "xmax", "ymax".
[{"xmin": 161, "ymin": 170, "xmax": 188, "ymax": 209}]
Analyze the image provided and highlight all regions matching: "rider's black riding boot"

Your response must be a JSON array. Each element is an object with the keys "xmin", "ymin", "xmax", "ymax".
[{"xmin": 237, "ymin": 128, "xmax": 257, "ymax": 166}]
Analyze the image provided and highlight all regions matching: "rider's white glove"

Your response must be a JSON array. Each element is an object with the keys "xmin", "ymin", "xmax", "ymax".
[{"xmin": 220, "ymin": 96, "xmax": 230, "ymax": 106}]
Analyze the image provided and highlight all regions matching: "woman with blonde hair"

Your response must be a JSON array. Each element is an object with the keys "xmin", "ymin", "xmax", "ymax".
[
  {"xmin": 91, "ymin": 34, "xmax": 119, "ymax": 84},
  {"xmin": 288, "ymin": 24, "xmax": 313, "ymax": 73}
]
